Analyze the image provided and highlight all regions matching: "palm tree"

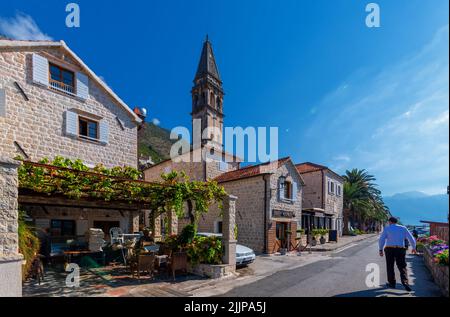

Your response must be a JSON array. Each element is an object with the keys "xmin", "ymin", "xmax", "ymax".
[{"xmin": 342, "ymin": 169, "xmax": 389, "ymax": 234}]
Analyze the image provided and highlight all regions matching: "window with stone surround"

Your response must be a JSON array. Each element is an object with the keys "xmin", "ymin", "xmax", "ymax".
[
  {"xmin": 78, "ymin": 116, "xmax": 99, "ymax": 140},
  {"xmin": 49, "ymin": 63, "xmax": 75, "ymax": 94},
  {"xmin": 279, "ymin": 177, "xmax": 293, "ymax": 200}
]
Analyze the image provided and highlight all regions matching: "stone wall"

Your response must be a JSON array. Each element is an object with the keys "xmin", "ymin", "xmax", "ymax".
[
  {"xmin": 0, "ymin": 157, "xmax": 23, "ymax": 297},
  {"xmin": 423, "ymin": 246, "xmax": 449, "ymax": 297},
  {"xmin": 268, "ymin": 162, "xmax": 303, "ymax": 223},
  {"xmin": 0, "ymin": 47, "xmax": 138, "ymax": 168},
  {"xmin": 323, "ymin": 170, "xmax": 344, "ymax": 230},
  {"xmin": 300, "ymin": 170, "xmax": 323, "ymax": 209},
  {"xmin": 143, "ymin": 146, "xmax": 240, "ymax": 183}
]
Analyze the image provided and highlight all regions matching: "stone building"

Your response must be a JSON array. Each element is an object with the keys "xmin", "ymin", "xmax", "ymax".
[
  {"xmin": 143, "ymin": 38, "xmax": 304, "ymax": 253},
  {"xmin": 0, "ymin": 39, "xmax": 143, "ymax": 282},
  {"xmin": 296, "ymin": 162, "xmax": 344, "ymax": 237}
]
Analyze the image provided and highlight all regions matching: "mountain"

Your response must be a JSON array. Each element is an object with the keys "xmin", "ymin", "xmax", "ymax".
[
  {"xmin": 138, "ymin": 122, "xmax": 176, "ymax": 164},
  {"xmin": 389, "ymin": 191, "xmax": 429, "ymax": 199},
  {"xmin": 384, "ymin": 192, "xmax": 449, "ymax": 225}
]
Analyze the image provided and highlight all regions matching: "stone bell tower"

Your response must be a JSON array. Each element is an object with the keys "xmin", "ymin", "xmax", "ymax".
[{"xmin": 191, "ymin": 36, "xmax": 224, "ymax": 149}]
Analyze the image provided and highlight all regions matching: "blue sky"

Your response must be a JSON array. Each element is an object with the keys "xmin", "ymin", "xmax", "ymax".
[{"xmin": 1, "ymin": 0, "xmax": 448, "ymax": 196}]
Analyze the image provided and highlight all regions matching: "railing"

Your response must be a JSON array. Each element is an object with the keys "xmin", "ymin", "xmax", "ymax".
[{"xmin": 49, "ymin": 79, "xmax": 75, "ymax": 94}]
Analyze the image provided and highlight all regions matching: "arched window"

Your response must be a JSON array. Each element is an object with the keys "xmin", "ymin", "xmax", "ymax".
[
  {"xmin": 216, "ymin": 96, "xmax": 221, "ymax": 110},
  {"xmin": 210, "ymin": 92, "xmax": 215, "ymax": 107},
  {"xmin": 202, "ymin": 92, "xmax": 206, "ymax": 105}
]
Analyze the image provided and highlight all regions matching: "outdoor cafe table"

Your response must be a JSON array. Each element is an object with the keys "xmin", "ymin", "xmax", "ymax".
[{"xmin": 63, "ymin": 250, "xmax": 103, "ymax": 264}]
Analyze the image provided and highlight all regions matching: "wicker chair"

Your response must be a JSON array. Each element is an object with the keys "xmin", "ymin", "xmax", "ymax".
[
  {"xmin": 168, "ymin": 252, "xmax": 188, "ymax": 281},
  {"xmin": 131, "ymin": 254, "xmax": 156, "ymax": 279}
]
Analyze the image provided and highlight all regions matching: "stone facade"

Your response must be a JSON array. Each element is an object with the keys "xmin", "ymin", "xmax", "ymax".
[
  {"xmin": 323, "ymin": 170, "xmax": 344, "ymax": 230},
  {"xmin": 0, "ymin": 43, "xmax": 139, "ymax": 168},
  {"xmin": 298, "ymin": 165, "xmax": 344, "ymax": 236},
  {"xmin": 186, "ymin": 159, "xmax": 303, "ymax": 254},
  {"xmin": 0, "ymin": 157, "xmax": 23, "ymax": 297},
  {"xmin": 143, "ymin": 146, "xmax": 240, "ymax": 183}
]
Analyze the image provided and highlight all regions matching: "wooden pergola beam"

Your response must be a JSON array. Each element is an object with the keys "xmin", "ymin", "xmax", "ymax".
[{"xmin": 19, "ymin": 193, "xmax": 151, "ymax": 211}]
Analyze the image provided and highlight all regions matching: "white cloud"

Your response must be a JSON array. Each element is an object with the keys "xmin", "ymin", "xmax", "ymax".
[
  {"xmin": 0, "ymin": 12, "xmax": 52, "ymax": 41},
  {"xmin": 334, "ymin": 154, "xmax": 351, "ymax": 162},
  {"xmin": 305, "ymin": 25, "xmax": 449, "ymax": 195},
  {"xmin": 152, "ymin": 118, "xmax": 161, "ymax": 126}
]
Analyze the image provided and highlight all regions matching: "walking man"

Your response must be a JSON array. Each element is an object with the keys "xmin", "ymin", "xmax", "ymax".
[{"xmin": 379, "ymin": 217, "xmax": 417, "ymax": 292}]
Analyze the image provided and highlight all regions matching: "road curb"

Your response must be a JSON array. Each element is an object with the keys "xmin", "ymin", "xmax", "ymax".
[{"xmin": 308, "ymin": 234, "xmax": 379, "ymax": 252}]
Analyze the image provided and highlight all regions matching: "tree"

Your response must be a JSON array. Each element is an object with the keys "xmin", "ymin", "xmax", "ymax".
[{"xmin": 342, "ymin": 169, "xmax": 389, "ymax": 234}]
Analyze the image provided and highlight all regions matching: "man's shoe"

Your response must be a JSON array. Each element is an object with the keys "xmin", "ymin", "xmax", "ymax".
[
  {"xmin": 403, "ymin": 284, "xmax": 412, "ymax": 292},
  {"xmin": 386, "ymin": 283, "xmax": 396, "ymax": 289}
]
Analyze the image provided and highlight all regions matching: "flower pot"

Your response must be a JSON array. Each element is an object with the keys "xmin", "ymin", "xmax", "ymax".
[
  {"xmin": 311, "ymin": 238, "xmax": 317, "ymax": 247},
  {"xmin": 320, "ymin": 237, "xmax": 326, "ymax": 244},
  {"xmin": 279, "ymin": 248, "xmax": 288, "ymax": 255}
]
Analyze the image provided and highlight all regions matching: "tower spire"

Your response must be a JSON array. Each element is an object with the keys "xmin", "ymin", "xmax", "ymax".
[{"xmin": 194, "ymin": 36, "xmax": 221, "ymax": 82}]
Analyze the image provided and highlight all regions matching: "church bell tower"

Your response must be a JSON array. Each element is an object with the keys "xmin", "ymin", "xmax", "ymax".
[{"xmin": 191, "ymin": 36, "xmax": 224, "ymax": 149}]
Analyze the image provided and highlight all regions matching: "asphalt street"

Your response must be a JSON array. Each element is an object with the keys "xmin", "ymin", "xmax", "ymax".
[{"xmin": 221, "ymin": 237, "xmax": 442, "ymax": 297}]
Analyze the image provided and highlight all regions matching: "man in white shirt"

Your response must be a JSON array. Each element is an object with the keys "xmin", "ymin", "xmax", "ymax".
[{"xmin": 379, "ymin": 217, "xmax": 417, "ymax": 292}]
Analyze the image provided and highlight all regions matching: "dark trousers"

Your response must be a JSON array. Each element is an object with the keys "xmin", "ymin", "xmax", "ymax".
[{"xmin": 385, "ymin": 248, "xmax": 408, "ymax": 286}]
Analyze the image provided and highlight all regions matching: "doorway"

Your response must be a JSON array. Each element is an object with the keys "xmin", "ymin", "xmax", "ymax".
[{"xmin": 276, "ymin": 222, "xmax": 288, "ymax": 248}]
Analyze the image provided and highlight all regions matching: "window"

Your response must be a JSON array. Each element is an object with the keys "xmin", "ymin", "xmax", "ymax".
[
  {"xmin": 50, "ymin": 219, "xmax": 76, "ymax": 237},
  {"xmin": 49, "ymin": 63, "xmax": 75, "ymax": 94},
  {"xmin": 337, "ymin": 185, "xmax": 341, "ymax": 196},
  {"xmin": 210, "ymin": 92, "xmax": 215, "ymax": 107},
  {"xmin": 215, "ymin": 221, "xmax": 223, "ymax": 234},
  {"xmin": 78, "ymin": 116, "xmax": 99, "ymax": 140},
  {"xmin": 280, "ymin": 177, "xmax": 293, "ymax": 200},
  {"xmin": 328, "ymin": 179, "xmax": 335, "ymax": 195},
  {"xmin": 284, "ymin": 181, "xmax": 292, "ymax": 199}
]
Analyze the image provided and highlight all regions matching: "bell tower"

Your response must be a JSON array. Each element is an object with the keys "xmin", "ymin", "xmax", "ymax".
[{"xmin": 191, "ymin": 36, "xmax": 224, "ymax": 148}]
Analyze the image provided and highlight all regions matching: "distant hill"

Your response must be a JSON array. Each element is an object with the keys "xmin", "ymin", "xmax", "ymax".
[
  {"xmin": 384, "ymin": 191, "xmax": 449, "ymax": 225},
  {"xmin": 138, "ymin": 122, "xmax": 176, "ymax": 164}
]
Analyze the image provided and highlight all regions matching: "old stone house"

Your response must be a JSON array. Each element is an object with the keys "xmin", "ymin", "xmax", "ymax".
[
  {"xmin": 0, "ymin": 39, "xmax": 143, "ymax": 248},
  {"xmin": 143, "ymin": 38, "xmax": 304, "ymax": 254},
  {"xmin": 296, "ymin": 162, "xmax": 344, "ymax": 237}
]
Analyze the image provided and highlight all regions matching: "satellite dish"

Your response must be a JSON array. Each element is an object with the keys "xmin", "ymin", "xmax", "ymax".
[{"xmin": 139, "ymin": 107, "xmax": 147, "ymax": 117}]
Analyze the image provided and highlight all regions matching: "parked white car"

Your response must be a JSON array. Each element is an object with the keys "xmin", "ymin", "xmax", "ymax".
[{"xmin": 197, "ymin": 232, "xmax": 256, "ymax": 266}]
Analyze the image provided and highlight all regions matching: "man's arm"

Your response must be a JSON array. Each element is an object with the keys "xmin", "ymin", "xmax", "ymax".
[
  {"xmin": 378, "ymin": 227, "xmax": 387, "ymax": 252},
  {"xmin": 405, "ymin": 227, "xmax": 417, "ymax": 251}
]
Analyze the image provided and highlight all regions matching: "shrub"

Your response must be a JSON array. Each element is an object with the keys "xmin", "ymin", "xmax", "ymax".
[
  {"xmin": 18, "ymin": 211, "xmax": 40, "ymax": 281},
  {"xmin": 435, "ymin": 249, "xmax": 449, "ymax": 266},
  {"xmin": 186, "ymin": 236, "xmax": 223, "ymax": 265},
  {"xmin": 311, "ymin": 229, "xmax": 322, "ymax": 238},
  {"xmin": 178, "ymin": 224, "xmax": 196, "ymax": 246}
]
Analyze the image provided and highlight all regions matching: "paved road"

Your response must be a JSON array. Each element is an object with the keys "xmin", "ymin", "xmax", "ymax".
[{"xmin": 221, "ymin": 237, "xmax": 442, "ymax": 297}]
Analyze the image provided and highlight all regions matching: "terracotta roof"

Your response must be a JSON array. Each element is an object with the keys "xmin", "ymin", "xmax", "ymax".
[
  {"xmin": 295, "ymin": 162, "xmax": 328, "ymax": 174},
  {"xmin": 214, "ymin": 157, "xmax": 291, "ymax": 183}
]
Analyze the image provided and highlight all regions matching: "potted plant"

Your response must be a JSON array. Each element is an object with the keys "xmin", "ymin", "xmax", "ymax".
[
  {"xmin": 311, "ymin": 229, "xmax": 321, "ymax": 246},
  {"xmin": 319, "ymin": 229, "xmax": 329, "ymax": 244}
]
